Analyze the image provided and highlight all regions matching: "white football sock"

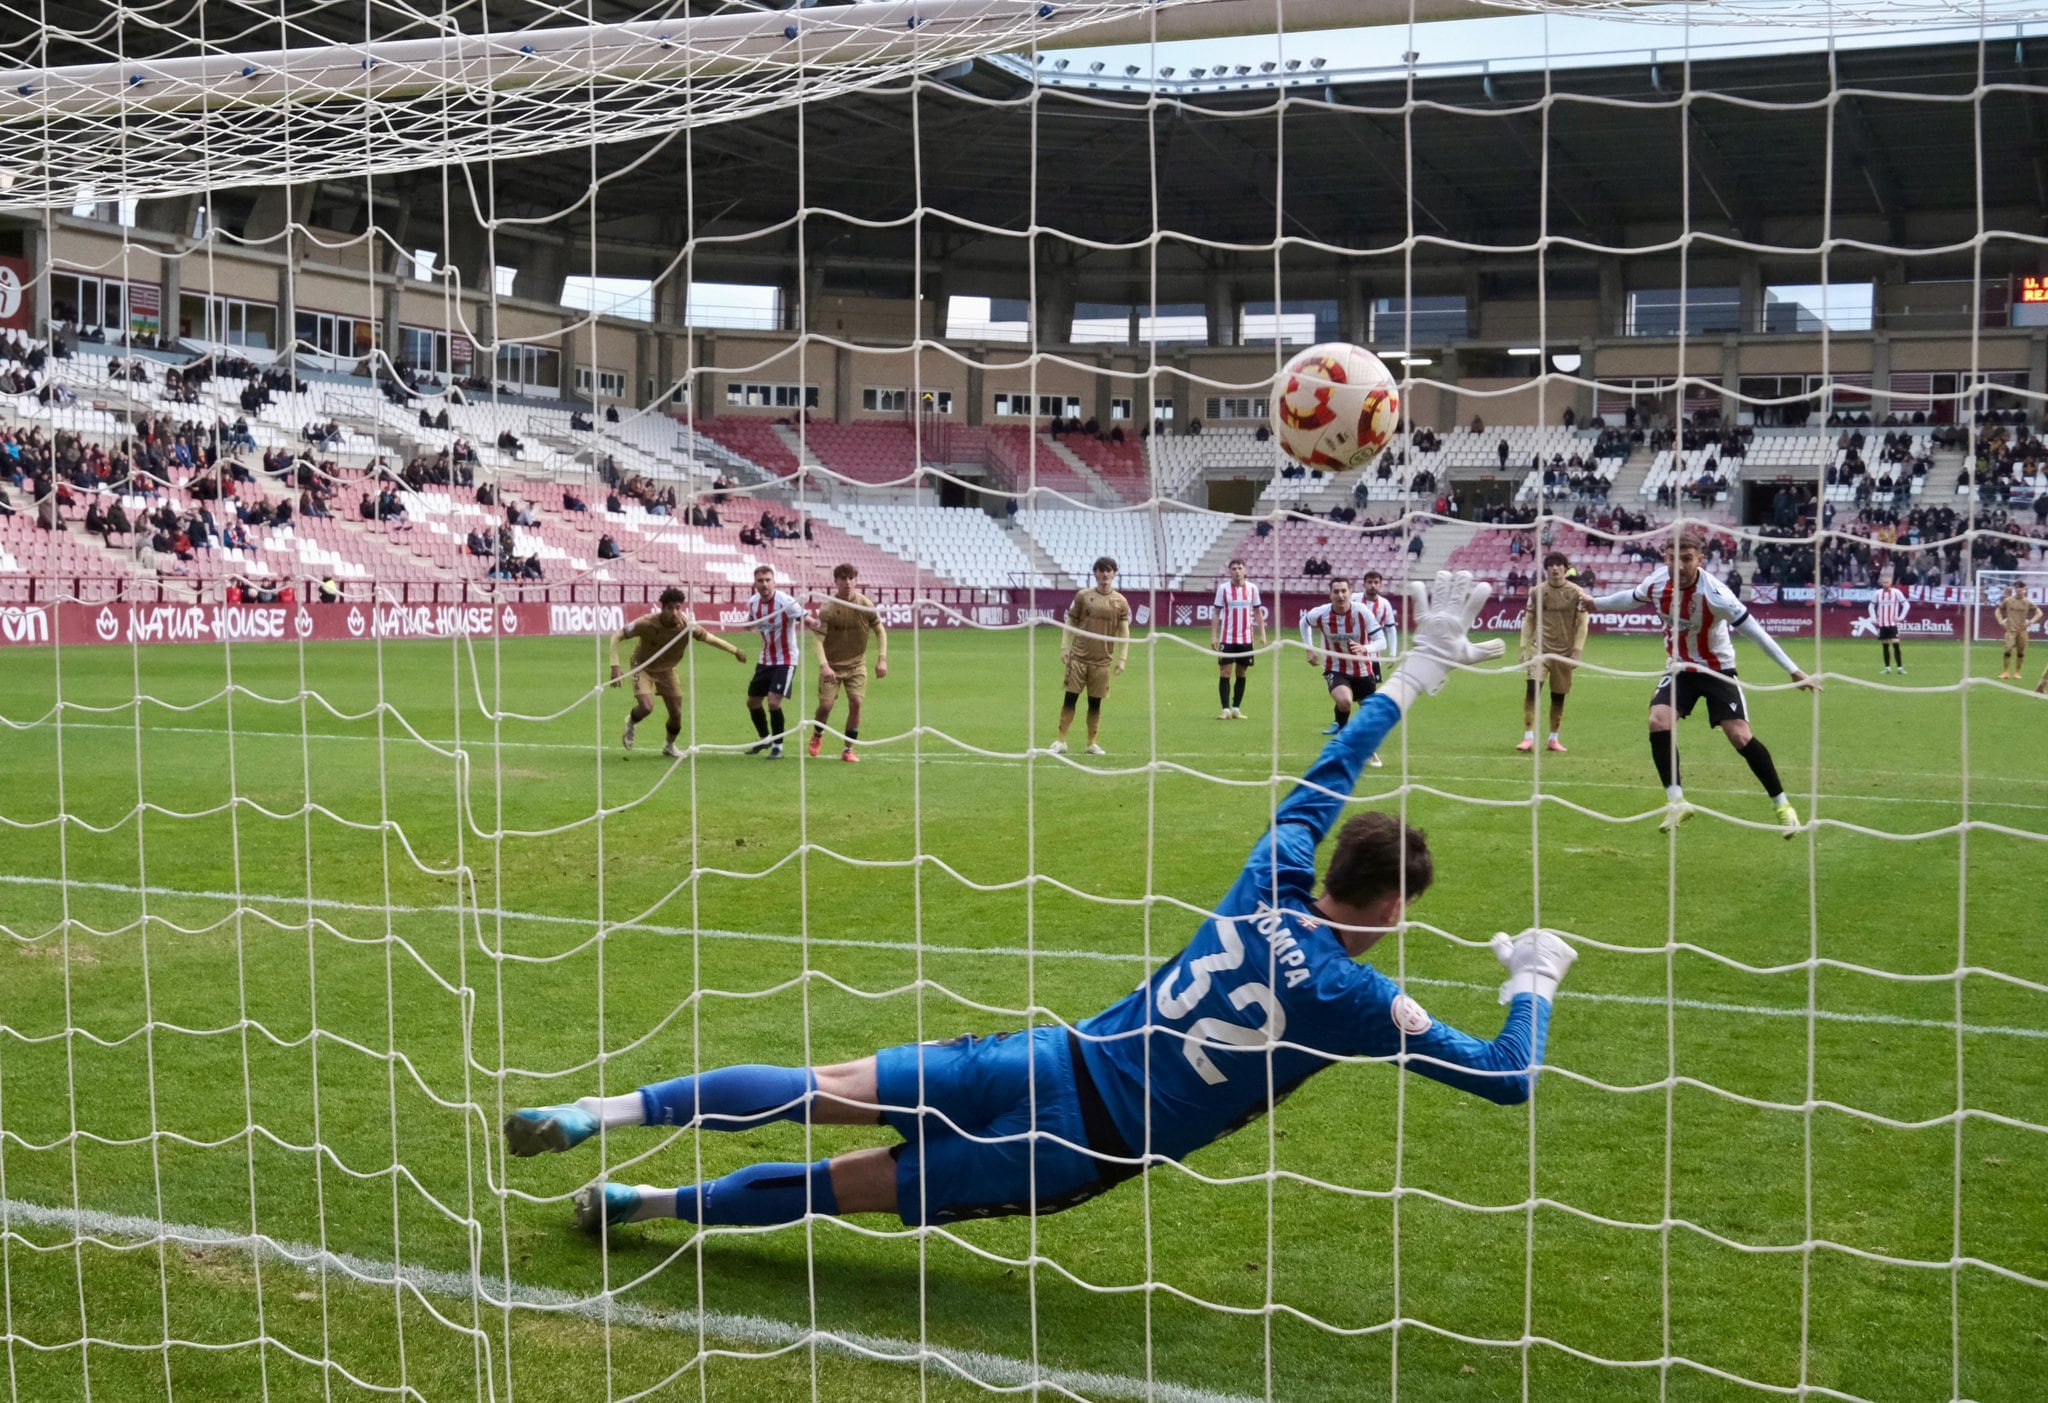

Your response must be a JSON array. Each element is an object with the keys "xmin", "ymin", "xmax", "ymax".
[{"xmin": 575, "ymin": 1093, "xmax": 646, "ymax": 1129}]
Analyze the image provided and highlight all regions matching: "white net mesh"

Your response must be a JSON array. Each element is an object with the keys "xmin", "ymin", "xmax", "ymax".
[{"xmin": 2, "ymin": 1, "xmax": 2047, "ymax": 1400}]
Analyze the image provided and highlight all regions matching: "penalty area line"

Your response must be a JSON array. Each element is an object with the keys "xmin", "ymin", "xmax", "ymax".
[
  {"xmin": 0, "ymin": 1196, "xmax": 1263, "ymax": 1403},
  {"xmin": 2, "ymin": 873, "xmax": 2045, "ymax": 1042}
]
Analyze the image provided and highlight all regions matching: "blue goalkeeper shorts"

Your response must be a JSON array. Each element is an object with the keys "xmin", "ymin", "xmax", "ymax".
[{"xmin": 874, "ymin": 1026, "xmax": 1127, "ymax": 1226}]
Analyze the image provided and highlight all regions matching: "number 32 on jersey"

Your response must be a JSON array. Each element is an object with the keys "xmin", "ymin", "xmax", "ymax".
[{"xmin": 1153, "ymin": 914, "xmax": 1296, "ymax": 1085}]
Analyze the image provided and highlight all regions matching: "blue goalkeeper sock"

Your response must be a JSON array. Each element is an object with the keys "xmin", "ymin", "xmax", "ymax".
[
  {"xmin": 673, "ymin": 1158, "xmax": 840, "ymax": 1226},
  {"xmin": 638, "ymin": 1064, "xmax": 815, "ymax": 1129}
]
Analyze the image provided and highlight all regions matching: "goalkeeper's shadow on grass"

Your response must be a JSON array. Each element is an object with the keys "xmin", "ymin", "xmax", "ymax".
[{"xmin": 574, "ymin": 1214, "xmax": 1149, "ymax": 1332}]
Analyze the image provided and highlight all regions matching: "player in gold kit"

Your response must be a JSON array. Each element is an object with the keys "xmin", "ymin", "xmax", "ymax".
[
  {"xmin": 609, "ymin": 586, "xmax": 746, "ymax": 759},
  {"xmin": 810, "ymin": 563, "xmax": 889, "ymax": 763},
  {"xmin": 1517, "ymin": 552, "xmax": 1592, "ymax": 753},
  {"xmin": 1995, "ymin": 581, "xmax": 2041, "ymax": 680},
  {"xmin": 1052, "ymin": 556, "xmax": 1131, "ymax": 757}
]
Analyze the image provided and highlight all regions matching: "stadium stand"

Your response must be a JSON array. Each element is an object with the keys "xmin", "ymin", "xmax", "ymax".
[
  {"xmin": 808, "ymin": 503, "xmax": 1040, "ymax": 589},
  {"xmin": 1017, "ymin": 507, "xmax": 1231, "ymax": 587}
]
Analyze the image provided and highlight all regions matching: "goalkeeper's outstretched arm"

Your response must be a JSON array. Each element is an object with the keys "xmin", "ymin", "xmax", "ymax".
[{"xmin": 1235, "ymin": 573, "xmax": 1505, "ymax": 903}]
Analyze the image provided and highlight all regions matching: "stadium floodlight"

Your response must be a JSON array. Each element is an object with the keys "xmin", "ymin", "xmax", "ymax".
[
  {"xmin": 1401, "ymin": 50, "xmax": 1419, "ymax": 64},
  {"xmin": 1189, "ymin": 66, "xmax": 1206, "ymax": 77},
  {"xmin": 1308, "ymin": 56, "xmax": 1326, "ymax": 69},
  {"xmin": 1158, "ymin": 65, "xmax": 1174, "ymax": 76},
  {"xmin": 1054, "ymin": 57, "xmax": 1070, "ymax": 69},
  {"xmin": 1508, "ymin": 346, "xmax": 1543, "ymax": 356},
  {"xmin": 1233, "ymin": 64, "xmax": 1250, "ymax": 75},
  {"xmin": 1089, "ymin": 60, "xmax": 1105, "ymax": 72},
  {"xmin": 1259, "ymin": 61, "xmax": 1276, "ymax": 72},
  {"xmin": 1124, "ymin": 64, "xmax": 1140, "ymax": 75},
  {"xmin": 1284, "ymin": 58, "xmax": 1300, "ymax": 70}
]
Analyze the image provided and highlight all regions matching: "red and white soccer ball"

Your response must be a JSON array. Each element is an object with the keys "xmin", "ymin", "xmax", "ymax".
[{"xmin": 1270, "ymin": 342, "xmax": 1401, "ymax": 473}]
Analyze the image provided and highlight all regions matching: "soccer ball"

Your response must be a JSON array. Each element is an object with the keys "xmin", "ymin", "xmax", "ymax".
[{"xmin": 1270, "ymin": 343, "xmax": 1401, "ymax": 472}]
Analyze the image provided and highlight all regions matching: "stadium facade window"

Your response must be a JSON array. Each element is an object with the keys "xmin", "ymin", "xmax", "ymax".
[
  {"xmin": 687, "ymin": 283, "xmax": 781, "ymax": 330},
  {"xmin": 1203, "ymin": 396, "xmax": 1271, "ymax": 421},
  {"xmin": 400, "ymin": 326, "xmax": 452, "ymax": 374},
  {"xmin": 295, "ymin": 311, "xmax": 374, "ymax": 361},
  {"xmin": 575, "ymin": 365, "xmax": 627, "ymax": 398},
  {"xmin": 493, "ymin": 266, "xmax": 518, "ymax": 297},
  {"xmin": 916, "ymin": 390, "xmax": 954, "ymax": 415},
  {"xmin": 1153, "ymin": 397, "xmax": 1176, "ymax": 422},
  {"xmin": 1068, "ymin": 302, "xmax": 1209, "ymax": 345},
  {"xmin": 411, "ymin": 249, "xmax": 438, "ymax": 281},
  {"xmin": 947, "ymin": 296, "xmax": 1030, "ymax": 343},
  {"xmin": 1038, "ymin": 394, "xmax": 1083, "ymax": 418},
  {"xmin": 1624, "ymin": 287, "xmax": 1742, "ymax": 336},
  {"xmin": 863, "ymin": 388, "xmax": 908, "ymax": 412},
  {"xmin": 495, "ymin": 342, "xmax": 562, "ymax": 393},
  {"xmin": 1369, "ymin": 295, "xmax": 1467, "ymax": 343},
  {"xmin": 182, "ymin": 293, "xmax": 277, "ymax": 349},
  {"xmin": 726, "ymin": 382, "xmax": 817, "ymax": 409},
  {"xmin": 1736, "ymin": 374, "xmax": 1826, "ymax": 426},
  {"xmin": 49, "ymin": 270, "xmax": 127, "ymax": 337},
  {"xmin": 1761, "ymin": 282, "xmax": 1874, "ymax": 333},
  {"xmin": 1240, "ymin": 299, "xmax": 1335, "ymax": 347},
  {"xmin": 1110, "ymin": 398, "xmax": 1132, "ymax": 421},
  {"xmin": 563, "ymin": 276, "xmax": 654, "ymax": 322}
]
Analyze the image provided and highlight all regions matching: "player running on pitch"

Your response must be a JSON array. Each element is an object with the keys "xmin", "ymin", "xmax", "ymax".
[
  {"xmin": 1995, "ymin": 581, "xmax": 2041, "ymax": 680},
  {"xmin": 1300, "ymin": 576, "xmax": 1388, "ymax": 765},
  {"xmin": 609, "ymin": 586, "xmax": 746, "ymax": 759},
  {"xmin": 809, "ymin": 563, "xmax": 888, "ymax": 762},
  {"xmin": 1518, "ymin": 552, "xmax": 1591, "ymax": 753},
  {"xmin": 505, "ymin": 573, "xmax": 1580, "ymax": 1234},
  {"xmin": 741, "ymin": 564, "xmax": 816, "ymax": 759},
  {"xmin": 1586, "ymin": 531, "xmax": 1821, "ymax": 837},
  {"xmin": 1211, "ymin": 557, "xmax": 1268, "ymax": 719}
]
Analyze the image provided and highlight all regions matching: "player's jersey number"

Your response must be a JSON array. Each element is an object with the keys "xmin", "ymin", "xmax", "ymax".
[{"xmin": 1154, "ymin": 917, "xmax": 1288, "ymax": 1085}]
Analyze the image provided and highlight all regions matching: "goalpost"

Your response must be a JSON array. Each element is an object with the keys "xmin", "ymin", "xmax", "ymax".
[{"xmin": 3, "ymin": 0, "xmax": 2046, "ymax": 1400}]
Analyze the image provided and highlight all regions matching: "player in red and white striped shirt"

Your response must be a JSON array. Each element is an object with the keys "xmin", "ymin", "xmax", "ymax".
[
  {"xmin": 1300, "ymin": 577, "xmax": 1390, "ymax": 765},
  {"xmin": 741, "ymin": 564, "xmax": 816, "ymax": 758},
  {"xmin": 1868, "ymin": 577, "xmax": 1910, "ymax": 675},
  {"xmin": 1210, "ymin": 558, "xmax": 1268, "ymax": 719},
  {"xmin": 1588, "ymin": 532, "xmax": 1820, "ymax": 837}
]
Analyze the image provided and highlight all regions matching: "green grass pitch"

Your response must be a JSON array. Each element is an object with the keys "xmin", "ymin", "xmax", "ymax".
[{"xmin": 0, "ymin": 625, "xmax": 2044, "ymax": 1402}]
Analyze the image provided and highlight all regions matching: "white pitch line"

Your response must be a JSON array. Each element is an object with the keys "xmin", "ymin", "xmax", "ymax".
[
  {"xmin": 0, "ymin": 1196, "xmax": 1262, "ymax": 1403},
  {"xmin": 16, "ymin": 719, "xmax": 2048, "ymax": 814},
  {"xmin": 3, "ymin": 873, "xmax": 2042, "ymax": 1042}
]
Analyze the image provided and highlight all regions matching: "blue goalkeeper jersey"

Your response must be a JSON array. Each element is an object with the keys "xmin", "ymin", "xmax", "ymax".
[{"xmin": 1074, "ymin": 694, "xmax": 1551, "ymax": 1164}]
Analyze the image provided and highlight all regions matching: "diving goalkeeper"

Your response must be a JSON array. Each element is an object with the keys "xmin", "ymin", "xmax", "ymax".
[{"xmin": 505, "ymin": 573, "xmax": 1580, "ymax": 1232}]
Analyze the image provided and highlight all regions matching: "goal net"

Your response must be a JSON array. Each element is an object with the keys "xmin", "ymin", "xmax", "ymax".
[{"xmin": 2, "ymin": 0, "xmax": 2044, "ymax": 1400}]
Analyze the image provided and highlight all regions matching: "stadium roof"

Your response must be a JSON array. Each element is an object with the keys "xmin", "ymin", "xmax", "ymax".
[
  {"xmin": 27, "ymin": 9, "xmax": 2048, "ymax": 306},
  {"xmin": 432, "ymin": 35, "xmax": 2045, "ymax": 304}
]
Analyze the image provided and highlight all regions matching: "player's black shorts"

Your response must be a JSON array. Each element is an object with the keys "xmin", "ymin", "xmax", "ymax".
[
  {"xmin": 747, "ymin": 663, "xmax": 793, "ymax": 699},
  {"xmin": 1876, "ymin": 625, "xmax": 1899, "ymax": 641},
  {"xmin": 1651, "ymin": 669, "xmax": 1747, "ymax": 728},
  {"xmin": 1325, "ymin": 666, "xmax": 1378, "ymax": 696},
  {"xmin": 1218, "ymin": 642, "xmax": 1256, "ymax": 668}
]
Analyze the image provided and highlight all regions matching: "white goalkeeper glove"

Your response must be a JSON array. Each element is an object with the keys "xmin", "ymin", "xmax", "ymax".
[
  {"xmin": 1378, "ymin": 570, "xmax": 1507, "ymax": 713},
  {"xmin": 1488, "ymin": 929, "xmax": 1579, "ymax": 1004}
]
